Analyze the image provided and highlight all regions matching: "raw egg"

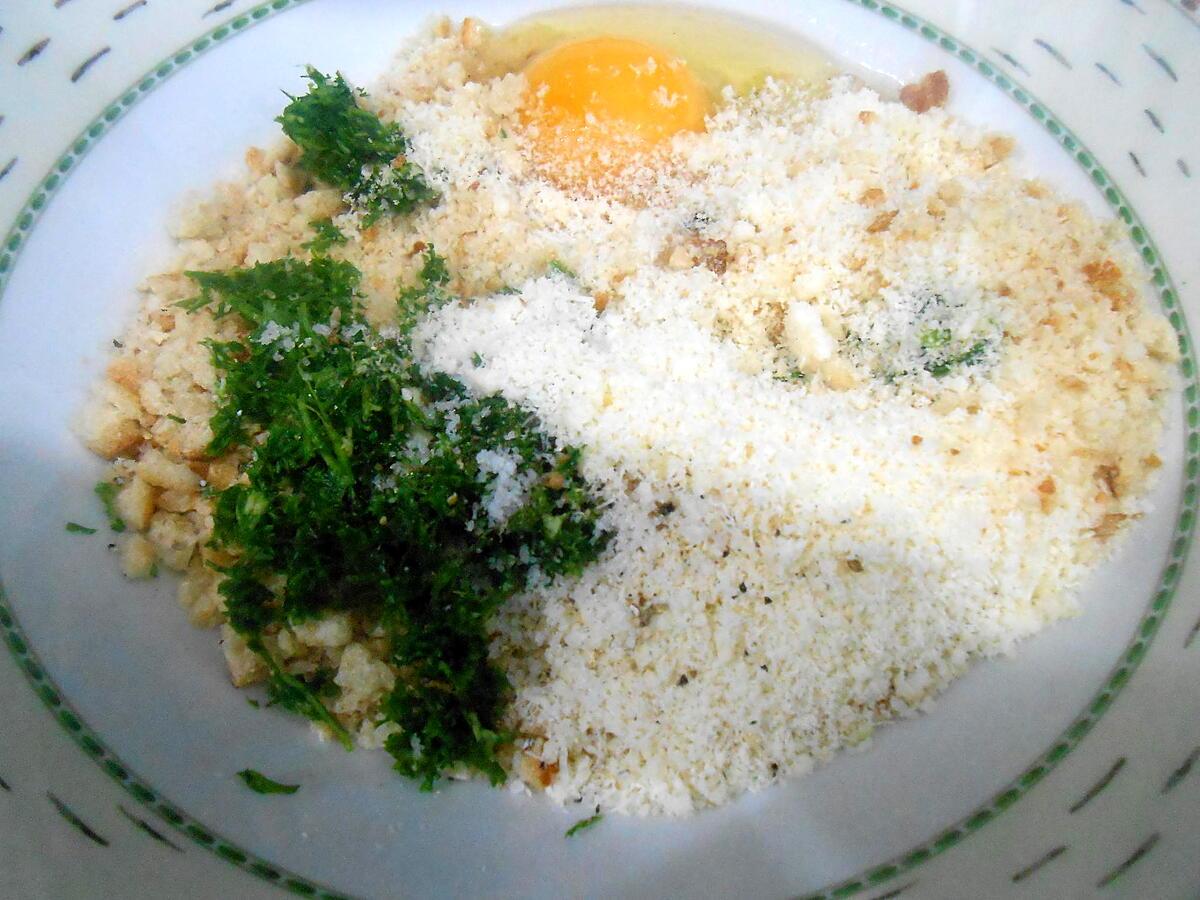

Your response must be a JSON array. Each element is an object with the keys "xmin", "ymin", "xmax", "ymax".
[{"xmin": 520, "ymin": 36, "xmax": 709, "ymax": 185}]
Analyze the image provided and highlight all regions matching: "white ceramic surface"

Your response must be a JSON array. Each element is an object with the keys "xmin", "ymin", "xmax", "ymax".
[{"xmin": 1, "ymin": 2, "xmax": 1198, "ymax": 898}]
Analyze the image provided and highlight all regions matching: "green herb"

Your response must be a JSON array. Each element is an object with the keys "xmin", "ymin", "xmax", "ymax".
[
  {"xmin": 277, "ymin": 67, "xmax": 436, "ymax": 225},
  {"xmin": 919, "ymin": 327, "xmax": 952, "ymax": 349},
  {"xmin": 246, "ymin": 698, "xmax": 261, "ymax": 709},
  {"xmin": 851, "ymin": 290, "xmax": 1000, "ymax": 383},
  {"xmin": 237, "ymin": 769, "xmax": 300, "ymax": 795},
  {"xmin": 181, "ymin": 255, "xmax": 361, "ymax": 455},
  {"xmin": 165, "ymin": 413, "xmax": 187, "ymax": 424},
  {"xmin": 565, "ymin": 812, "xmax": 603, "ymax": 837},
  {"xmin": 471, "ymin": 352, "xmax": 485, "ymax": 369},
  {"xmin": 547, "ymin": 259, "xmax": 576, "ymax": 279},
  {"xmin": 278, "ymin": 67, "xmax": 404, "ymax": 186},
  {"xmin": 913, "ymin": 293, "xmax": 995, "ymax": 377},
  {"xmin": 258, "ymin": 635, "xmax": 354, "ymax": 750},
  {"xmin": 396, "ymin": 246, "xmax": 451, "ymax": 337},
  {"xmin": 499, "ymin": 127, "xmax": 508, "ymax": 139},
  {"xmin": 926, "ymin": 339, "xmax": 989, "ymax": 377},
  {"xmin": 302, "ymin": 217, "xmax": 348, "ymax": 254},
  {"xmin": 94, "ymin": 482, "xmax": 126, "ymax": 532},
  {"xmin": 65, "ymin": 522, "xmax": 97, "ymax": 535},
  {"xmin": 183, "ymin": 255, "xmax": 609, "ymax": 788},
  {"xmin": 317, "ymin": 671, "xmax": 341, "ymax": 699}
]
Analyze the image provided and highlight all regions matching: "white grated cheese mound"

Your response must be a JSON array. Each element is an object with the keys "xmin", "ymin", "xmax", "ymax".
[{"xmin": 81, "ymin": 21, "xmax": 1178, "ymax": 817}]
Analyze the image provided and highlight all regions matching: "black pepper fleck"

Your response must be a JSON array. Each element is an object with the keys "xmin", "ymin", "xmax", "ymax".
[
  {"xmin": 677, "ymin": 674, "xmax": 689, "ymax": 686},
  {"xmin": 764, "ymin": 596, "xmax": 772, "ymax": 604}
]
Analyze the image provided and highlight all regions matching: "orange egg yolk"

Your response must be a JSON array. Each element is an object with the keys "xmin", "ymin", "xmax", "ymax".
[{"xmin": 521, "ymin": 36, "xmax": 709, "ymax": 186}]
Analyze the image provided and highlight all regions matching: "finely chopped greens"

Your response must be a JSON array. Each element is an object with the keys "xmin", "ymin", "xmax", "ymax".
[
  {"xmin": 278, "ymin": 67, "xmax": 437, "ymax": 226},
  {"xmin": 181, "ymin": 252, "xmax": 609, "ymax": 787},
  {"xmin": 237, "ymin": 769, "xmax": 301, "ymax": 795},
  {"xmin": 94, "ymin": 481, "xmax": 126, "ymax": 532},
  {"xmin": 302, "ymin": 216, "xmax": 348, "ymax": 254},
  {"xmin": 842, "ymin": 288, "xmax": 1002, "ymax": 383},
  {"xmin": 565, "ymin": 811, "xmax": 604, "ymax": 837}
]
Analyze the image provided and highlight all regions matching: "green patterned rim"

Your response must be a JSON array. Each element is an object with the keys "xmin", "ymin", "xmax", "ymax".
[
  {"xmin": 0, "ymin": 4, "xmax": 348, "ymax": 896},
  {"xmin": 0, "ymin": 1, "xmax": 1194, "ymax": 897}
]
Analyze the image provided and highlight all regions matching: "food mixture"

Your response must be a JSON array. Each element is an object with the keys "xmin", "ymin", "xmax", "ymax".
[{"xmin": 80, "ymin": 14, "xmax": 1177, "ymax": 816}]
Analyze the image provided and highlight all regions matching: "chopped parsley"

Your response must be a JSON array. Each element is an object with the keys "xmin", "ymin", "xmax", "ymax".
[
  {"xmin": 278, "ymin": 67, "xmax": 436, "ymax": 226},
  {"xmin": 918, "ymin": 327, "xmax": 952, "ymax": 350},
  {"xmin": 926, "ymin": 339, "xmax": 989, "ymax": 377},
  {"xmin": 547, "ymin": 259, "xmax": 576, "ymax": 279},
  {"xmin": 565, "ymin": 811, "xmax": 603, "ymax": 837},
  {"xmin": 847, "ymin": 289, "xmax": 1000, "ymax": 383},
  {"xmin": 302, "ymin": 217, "xmax": 348, "ymax": 254},
  {"xmin": 94, "ymin": 481, "xmax": 126, "ymax": 532},
  {"xmin": 183, "ymin": 254, "xmax": 609, "ymax": 789},
  {"xmin": 237, "ymin": 769, "xmax": 300, "ymax": 795},
  {"xmin": 261, "ymin": 651, "xmax": 353, "ymax": 749},
  {"xmin": 65, "ymin": 522, "xmax": 97, "ymax": 535},
  {"xmin": 911, "ymin": 292, "xmax": 999, "ymax": 378},
  {"xmin": 396, "ymin": 246, "xmax": 451, "ymax": 337},
  {"xmin": 164, "ymin": 413, "xmax": 187, "ymax": 424}
]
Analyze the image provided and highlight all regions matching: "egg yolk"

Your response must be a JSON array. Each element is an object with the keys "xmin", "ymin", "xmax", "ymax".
[{"xmin": 521, "ymin": 36, "xmax": 709, "ymax": 185}]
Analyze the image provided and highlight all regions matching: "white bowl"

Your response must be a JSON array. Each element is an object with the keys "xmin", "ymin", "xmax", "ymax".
[{"xmin": 1, "ymin": 2, "xmax": 1198, "ymax": 897}]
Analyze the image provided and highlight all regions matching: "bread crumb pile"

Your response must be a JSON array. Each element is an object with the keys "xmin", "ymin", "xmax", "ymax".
[{"xmin": 80, "ymin": 20, "xmax": 1177, "ymax": 816}]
